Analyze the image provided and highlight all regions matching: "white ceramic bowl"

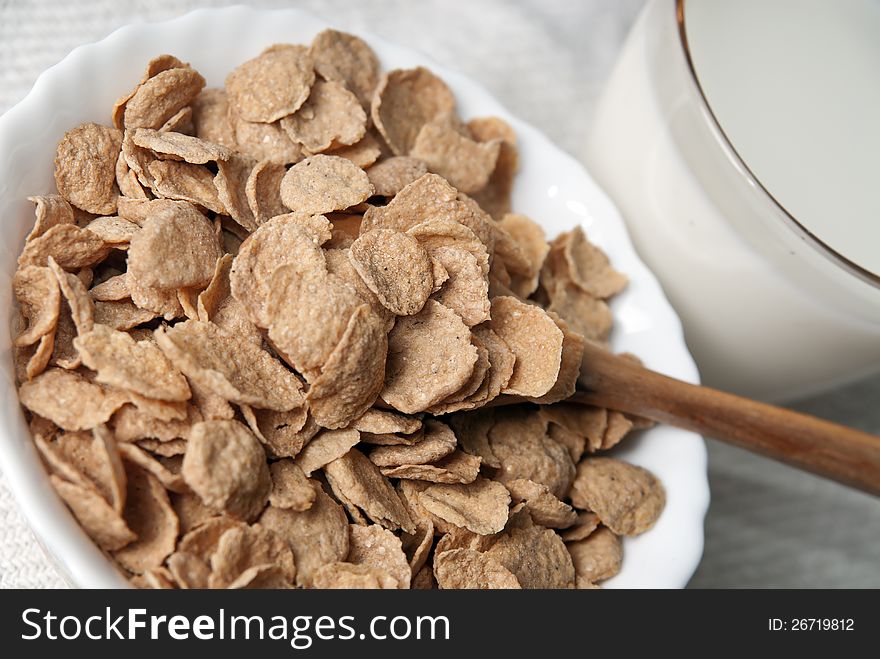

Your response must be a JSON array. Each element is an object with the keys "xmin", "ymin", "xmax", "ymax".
[{"xmin": 0, "ymin": 6, "xmax": 709, "ymax": 589}]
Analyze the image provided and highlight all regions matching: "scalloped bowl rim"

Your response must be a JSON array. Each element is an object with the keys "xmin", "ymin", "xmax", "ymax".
[{"xmin": 0, "ymin": 5, "xmax": 709, "ymax": 589}]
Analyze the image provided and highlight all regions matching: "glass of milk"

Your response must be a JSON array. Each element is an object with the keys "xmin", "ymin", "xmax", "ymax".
[{"xmin": 586, "ymin": 0, "xmax": 880, "ymax": 401}]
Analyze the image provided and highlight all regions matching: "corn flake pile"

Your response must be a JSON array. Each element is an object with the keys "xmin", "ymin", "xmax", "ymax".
[{"xmin": 12, "ymin": 30, "xmax": 665, "ymax": 589}]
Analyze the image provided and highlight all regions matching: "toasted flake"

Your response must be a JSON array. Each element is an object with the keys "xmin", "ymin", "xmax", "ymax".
[
  {"xmin": 116, "ymin": 198, "xmax": 189, "ymax": 226},
  {"xmin": 166, "ymin": 550, "xmax": 211, "ymax": 589},
  {"xmin": 196, "ymin": 254, "xmax": 262, "ymax": 346},
  {"xmin": 112, "ymin": 403, "xmax": 199, "ymax": 443},
  {"xmin": 540, "ymin": 403, "xmax": 608, "ymax": 455},
  {"xmin": 306, "ymin": 307, "xmax": 387, "ymax": 428},
  {"xmin": 371, "ymin": 68, "xmax": 455, "ymax": 155},
  {"xmin": 418, "ymin": 477, "xmax": 509, "ymax": 535},
  {"xmin": 243, "ymin": 407, "xmax": 315, "ymax": 458},
  {"xmin": 347, "ymin": 524, "xmax": 411, "ymax": 588},
  {"xmin": 51, "ymin": 475, "xmax": 135, "ymax": 551},
  {"xmin": 370, "ymin": 420, "xmax": 456, "ymax": 467},
  {"xmin": 365, "ymin": 174, "xmax": 496, "ymax": 253},
  {"xmin": 490, "ymin": 296, "xmax": 563, "ymax": 397},
  {"xmin": 310, "ymin": 29, "xmax": 380, "ymax": 107},
  {"xmin": 402, "ymin": 518, "xmax": 434, "ymax": 574},
  {"xmin": 169, "ymin": 490, "xmax": 214, "ymax": 534},
  {"xmin": 229, "ymin": 213, "xmax": 331, "ymax": 327},
  {"xmin": 47, "ymin": 257, "xmax": 94, "ymax": 337},
  {"xmin": 245, "ymin": 161, "xmax": 288, "ymax": 225},
  {"xmin": 469, "ymin": 117, "xmax": 518, "ymax": 220},
  {"xmin": 281, "ymin": 80, "xmax": 366, "ymax": 152},
  {"xmin": 485, "ymin": 521, "xmax": 575, "ymax": 589},
  {"xmin": 546, "ymin": 280, "xmax": 613, "ymax": 342},
  {"xmin": 465, "ymin": 327, "xmax": 514, "ymax": 407},
  {"xmin": 147, "ymin": 160, "xmax": 226, "ymax": 213},
  {"xmin": 448, "ymin": 409, "xmax": 500, "ymax": 468},
  {"xmin": 323, "ymin": 449, "xmax": 415, "ymax": 533},
  {"xmin": 84, "ymin": 216, "xmax": 140, "ymax": 246},
  {"xmin": 36, "ymin": 426, "xmax": 126, "ymax": 513},
  {"xmin": 191, "ymin": 88, "xmax": 236, "ymax": 148},
  {"xmin": 382, "ymin": 300, "xmax": 478, "ymax": 414},
  {"xmin": 93, "ymin": 299, "xmax": 157, "ymax": 330},
  {"xmin": 505, "ymin": 479, "xmax": 577, "ymax": 529},
  {"xmin": 124, "ymin": 66, "xmax": 205, "ymax": 130},
  {"xmin": 231, "ymin": 115, "xmax": 304, "ymax": 164},
  {"xmin": 562, "ymin": 227, "xmax": 627, "ymax": 298},
  {"xmin": 182, "ymin": 420, "xmax": 269, "ymax": 520},
  {"xmin": 26, "ymin": 195, "xmax": 76, "ymax": 242},
  {"xmin": 226, "ymin": 44, "xmax": 314, "ymax": 123},
  {"xmin": 209, "ymin": 525, "xmax": 295, "ymax": 588},
  {"xmin": 53, "ymin": 122, "xmax": 122, "ymax": 214},
  {"xmin": 129, "ymin": 278, "xmax": 185, "ymax": 321},
  {"xmin": 349, "ymin": 409, "xmax": 421, "ymax": 435},
  {"xmin": 601, "ymin": 411, "xmax": 635, "ymax": 451},
  {"xmin": 75, "ymin": 324, "xmax": 190, "ymax": 401},
  {"xmin": 294, "ymin": 428, "xmax": 360, "ymax": 477},
  {"xmin": 544, "ymin": 424, "xmax": 587, "ymax": 466},
  {"xmin": 407, "ymin": 219, "xmax": 490, "ymax": 276},
  {"xmin": 567, "ymin": 527, "xmax": 622, "ymax": 584},
  {"xmin": 13, "ymin": 266, "xmax": 61, "ymax": 347},
  {"xmin": 113, "ymin": 465, "xmax": 179, "ymax": 574},
  {"xmin": 528, "ymin": 313, "xmax": 584, "ymax": 404},
  {"xmin": 132, "ymin": 128, "xmax": 231, "ymax": 164},
  {"xmin": 489, "ymin": 409, "xmax": 574, "ymax": 498},
  {"xmin": 196, "ymin": 253, "xmax": 232, "ymax": 320},
  {"xmin": 349, "ymin": 228, "xmax": 433, "ymax": 316},
  {"xmin": 45, "ymin": 308, "xmax": 78, "ymax": 370},
  {"xmin": 324, "ymin": 247, "xmax": 395, "ymax": 328},
  {"xmin": 280, "ymin": 154, "xmax": 372, "ymax": 215},
  {"xmin": 498, "ymin": 213, "xmax": 547, "ymax": 296},
  {"xmin": 160, "ymin": 105, "xmax": 193, "ymax": 134},
  {"xmin": 570, "ymin": 457, "xmax": 665, "ymax": 536},
  {"xmin": 259, "ymin": 483, "xmax": 349, "ymax": 587},
  {"xmin": 118, "ymin": 442, "xmax": 186, "ymax": 493},
  {"xmin": 215, "ymin": 154, "xmax": 257, "ymax": 232},
  {"xmin": 122, "ymin": 130, "xmax": 159, "ymax": 192},
  {"xmin": 155, "ymin": 320, "xmax": 305, "ymax": 411},
  {"xmin": 434, "ymin": 548, "xmax": 521, "ymax": 589},
  {"xmin": 139, "ymin": 439, "xmax": 187, "ymax": 458},
  {"xmin": 127, "ymin": 202, "xmax": 221, "ymax": 290},
  {"xmin": 328, "ymin": 131, "xmax": 382, "ymax": 168},
  {"xmin": 177, "ymin": 516, "xmax": 241, "ymax": 557},
  {"xmin": 189, "ymin": 379, "xmax": 235, "ymax": 421},
  {"xmin": 380, "ymin": 450, "xmax": 481, "ymax": 484},
  {"xmin": 269, "ymin": 460, "xmax": 315, "ymax": 511},
  {"xmin": 411, "ymin": 120, "xmax": 500, "ymax": 194},
  {"xmin": 367, "ymin": 156, "xmax": 428, "ymax": 197},
  {"xmin": 326, "ymin": 215, "xmax": 359, "ymax": 249},
  {"xmin": 19, "ymin": 368, "xmax": 127, "ymax": 431},
  {"xmin": 18, "ymin": 333, "xmax": 54, "ymax": 381},
  {"xmin": 560, "ymin": 511, "xmax": 601, "ymax": 542},
  {"xmin": 116, "ymin": 152, "xmax": 149, "ymax": 199},
  {"xmin": 227, "ymin": 564, "xmax": 292, "ymax": 589},
  {"xmin": 128, "ymin": 393, "xmax": 188, "ymax": 422},
  {"xmin": 312, "ymin": 562, "xmax": 398, "ymax": 589},
  {"xmin": 18, "ymin": 224, "xmax": 110, "ymax": 270},
  {"xmin": 429, "ymin": 246, "xmax": 489, "ymax": 326},
  {"xmin": 265, "ymin": 265, "xmax": 363, "ymax": 375}
]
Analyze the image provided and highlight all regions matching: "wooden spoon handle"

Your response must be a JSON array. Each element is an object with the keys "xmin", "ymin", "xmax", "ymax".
[{"xmin": 576, "ymin": 342, "xmax": 880, "ymax": 496}]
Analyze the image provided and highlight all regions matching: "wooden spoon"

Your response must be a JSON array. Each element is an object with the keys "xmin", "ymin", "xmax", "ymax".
[
  {"xmin": 571, "ymin": 341, "xmax": 880, "ymax": 496},
  {"xmin": 491, "ymin": 341, "xmax": 880, "ymax": 495}
]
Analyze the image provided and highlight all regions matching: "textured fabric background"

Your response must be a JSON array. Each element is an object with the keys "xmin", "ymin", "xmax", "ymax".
[{"xmin": 1, "ymin": 0, "xmax": 877, "ymax": 589}]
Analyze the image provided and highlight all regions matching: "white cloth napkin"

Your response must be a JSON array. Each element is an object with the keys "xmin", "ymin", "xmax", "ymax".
[{"xmin": 1, "ymin": 0, "xmax": 878, "ymax": 589}]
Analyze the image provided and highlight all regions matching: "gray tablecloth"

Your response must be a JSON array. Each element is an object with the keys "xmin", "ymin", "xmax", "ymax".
[{"xmin": 1, "ymin": 0, "xmax": 877, "ymax": 589}]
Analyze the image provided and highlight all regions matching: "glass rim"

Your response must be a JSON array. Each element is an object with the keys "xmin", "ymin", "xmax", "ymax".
[{"xmin": 675, "ymin": 0, "xmax": 880, "ymax": 289}]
